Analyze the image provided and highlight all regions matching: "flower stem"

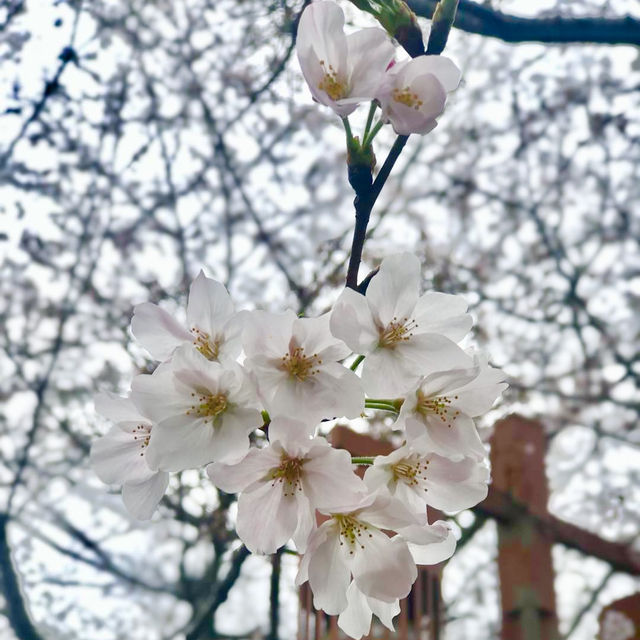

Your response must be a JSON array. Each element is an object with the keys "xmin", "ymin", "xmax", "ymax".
[
  {"xmin": 363, "ymin": 102, "xmax": 377, "ymax": 141},
  {"xmin": 350, "ymin": 354, "xmax": 365, "ymax": 371},
  {"xmin": 362, "ymin": 119, "xmax": 384, "ymax": 148},
  {"xmin": 364, "ymin": 400, "xmax": 399, "ymax": 413},
  {"xmin": 351, "ymin": 456, "xmax": 375, "ymax": 465},
  {"xmin": 342, "ymin": 117, "xmax": 354, "ymax": 144}
]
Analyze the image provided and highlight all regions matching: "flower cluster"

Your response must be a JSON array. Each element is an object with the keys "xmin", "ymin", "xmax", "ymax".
[
  {"xmin": 92, "ymin": 253, "xmax": 506, "ymax": 639},
  {"xmin": 296, "ymin": 1, "xmax": 461, "ymax": 135}
]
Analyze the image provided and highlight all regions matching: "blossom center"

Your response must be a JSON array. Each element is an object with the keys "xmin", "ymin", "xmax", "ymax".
[
  {"xmin": 132, "ymin": 424, "xmax": 151, "ymax": 456},
  {"xmin": 378, "ymin": 316, "xmax": 418, "ymax": 348},
  {"xmin": 186, "ymin": 392, "xmax": 228, "ymax": 423},
  {"xmin": 334, "ymin": 514, "xmax": 373, "ymax": 554},
  {"xmin": 269, "ymin": 455, "xmax": 305, "ymax": 496},
  {"xmin": 317, "ymin": 60, "xmax": 348, "ymax": 101},
  {"xmin": 415, "ymin": 391, "xmax": 460, "ymax": 427},
  {"xmin": 392, "ymin": 86, "xmax": 424, "ymax": 110},
  {"xmin": 391, "ymin": 456, "xmax": 429, "ymax": 490},
  {"xmin": 280, "ymin": 346, "xmax": 322, "ymax": 382},
  {"xmin": 191, "ymin": 327, "xmax": 221, "ymax": 361}
]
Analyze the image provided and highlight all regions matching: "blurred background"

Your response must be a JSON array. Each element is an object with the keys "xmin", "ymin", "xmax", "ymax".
[{"xmin": 1, "ymin": 0, "xmax": 639, "ymax": 638}]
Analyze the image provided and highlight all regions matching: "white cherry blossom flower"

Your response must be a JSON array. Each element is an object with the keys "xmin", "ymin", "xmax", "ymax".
[
  {"xmin": 338, "ymin": 582, "xmax": 400, "ymax": 640},
  {"xmin": 337, "ymin": 520, "xmax": 456, "ymax": 639},
  {"xmin": 296, "ymin": 1, "xmax": 395, "ymax": 117},
  {"xmin": 131, "ymin": 271, "xmax": 242, "ymax": 364},
  {"xmin": 398, "ymin": 359, "xmax": 507, "ymax": 459},
  {"xmin": 207, "ymin": 416, "xmax": 366, "ymax": 554},
  {"xmin": 364, "ymin": 444, "xmax": 489, "ymax": 514},
  {"xmin": 243, "ymin": 310, "xmax": 364, "ymax": 425},
  {"xmin": 330, "ymin": 253, "xmax": 473, "ymax": 397},
  {"xmin": 130, "ymin": 346, "xmax": 262, "ymax": 471},
  {"xmin": 91, "ymin": 392, "xmax": 169, "ymax": 520},
  {"xmin": 376, "ymin": 55, "xmax": 461, "ymax": 135},
  {"xmin": 296, "ymin": 494, "xmax": 419, "ymax": 615}
]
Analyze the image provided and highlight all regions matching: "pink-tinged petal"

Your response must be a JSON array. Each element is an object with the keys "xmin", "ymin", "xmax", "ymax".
[
  {"xmin": 243, "ymin": 310, "xmax": 296, "ymax": 358},
  {"xmin": 346, "ymin": 28, "xmax": 395, "ymax": 99},
  {"xmin": 293, "ymin": 313, "xmax": 351, "ymax": 362},
  {"xmin": 330, "ymin": 288, "xmax": 379, "ymax": 354},
  {"xmin": 130, "ymin": 302, "xmax": 192, "ymax": 361},
  {"xmin": 408, "ymin": 412, "xmax": 486, "ymax": 460},
  {"xmin": 403, "ymin": 55, "xmax": 461, "ymax": 92},
  {"xmin": 303, "ymin": 445, "xmax": 366, "ymax": 510},
  {"xmin": 236, "ymin": 480, "xmax": 299, "ymax": 554},
  {"xmin": 186, "ymin": 271, "xmax": 234, "ymax": 332},
  {"xmin": 94, "ymin": 392, "xmax": 146, "ymax": 424},
  {"xmin": 307, "ymin": 523, "xmax": 351, "ymax": 615},
  {"xmin": 366, "ymin": 253, "xmax": 421, "ymax": 328},
  {"xmin": 206, "ymin": 446, "xmax": 280, "ymax": 493},
  {"xmin": 423, "ymin": 456, "xmax": 489, "ymax": 512},
  {"xmin": 352, "ymin": 532, "xmax": 416, "ymax": 602},
  {"xmin": 413, "ymin": 291, "xmax": 472, "ymax": 342},
  {"xmin": 91, "ymin": 425, "xmax": 156, "ymax": 485},
  {"xmin": 401, "ymin": 521, "xmax": 456, "ymax": 565},
  {"xmin": 359, "ymin": 494, "xmax": 424, "ymax": 531},
  {"xmin": 121, "ymin": 472, "xmax": 169, "ymax": 520},
  {"xmin": 337, "ymin": 582, "xmax": 374, "ymax": 640}
]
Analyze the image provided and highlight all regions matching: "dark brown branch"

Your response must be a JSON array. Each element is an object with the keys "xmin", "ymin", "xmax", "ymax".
[
  {"xmin": 408, "ymin": 0, "xmax": 640, "ymax": 46},
  {"xmin": 0, "ymin": 513, "xmax": 45, "ymax": 640}
]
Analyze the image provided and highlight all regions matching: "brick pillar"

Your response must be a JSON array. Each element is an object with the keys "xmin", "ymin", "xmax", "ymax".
[
  {"xmin": 599, "ymin": 594, "xmax": 640, "ymax": 640},
  {"xmin": 490, "ymin": 415, "xmax": 559, "ymax": 640}
]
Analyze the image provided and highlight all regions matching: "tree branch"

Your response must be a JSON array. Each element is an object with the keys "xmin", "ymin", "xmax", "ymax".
[{"xmin": 407, "ymin": 0, "xmax": 640, "ymax": 46}]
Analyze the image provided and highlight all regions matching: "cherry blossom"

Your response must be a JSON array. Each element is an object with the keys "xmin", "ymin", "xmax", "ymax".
[
  {"xmin": 296, "ymin": 1, "xmax": 395, "ymax": 117},
  {"xmin": 397, "ymin": 358, "xmax": 507, "ymax": 459},
  {"xmin": 376, "ymin": 55, "xmax": 461, "ymax": 135},
  {"xmin": 330, "ymin": 253, "xmax": 473, "ymax": 396},
  {"xmin": 130, "ymin": 346, "xmax": 262, "ymax": 471},
  {"xmin": 243, "ymin": 310, "xmax": 364, "ymax": 424},
  {"xmin": 207, "ymin": 416, "xmax": 366, "ymax": 554},
  {"xmin": 364, "ymin": 444, "xmax": 489, "ymax": 514},
  {"xmin": 131, "ymin": 271, "xmax": 242, "ymax": 364},
  {"xmin": 91, "ymin": 392, "xmax": 169, "ymax": 519},
  {"xmin": 337, "ymin": 582, "xmax": 400, "ymax": 640}
]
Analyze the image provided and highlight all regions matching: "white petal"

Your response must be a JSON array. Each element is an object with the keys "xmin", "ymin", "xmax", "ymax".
[
  {"xmin": 292, "ymin": 493, "xmax": 316, "ymax": 554},
  {"xmin": 408, "ymin": 412, "xmax": 485, "ymax": 460},
  {"xmin": 330, "ymin": 288, "xmax": 379, "ymax": 354},
  {"xmin": 268, "ymin": 417, "xmax": 314, "ymax": 452},
  {"xmin": 94, "ymin": 392, "xmax": 146, "ymax": 424},
  {"xmin": 368, "ymin": 594, "xmax": 400, "ymax": 631},
  {"xmin": 243, "ymin": 310, "xmax": 296, "ymax": 358},
  {"xmin": 206, "ymin": 446, "xmax": 279, "ymax": 493},
  {"xmin": 353, "ymin": 532, "xmax": 416, "ymax": 602},
  {"xmin": 236, "ymin": 480, "xmax": 299, "ymax": 554},
  {"xmin": 293, "ymin": 313, "xmax": 351, "ymax": 362},
  {"xmin": 366, "ymin": 253, "xmax": 420, "ymax": 328},
  {"xmin": 91, "ymin": 425, "xmax": 156, "ymax": 485},
  {"xmin": 346, "ymin": 28, "xmax": 395, "ymax": 99},
  {"xmin": 121, "ymin": 472, "xmax": 169, "ymax": 520},
  {"xmin": 307, "ymin": 522, "xmax": 351, "ymax": 615},
  {"xmin": 404, "ymin": 55, "xmax": 461, "ymax": 92},
  {"xmin": 186, "ymin": 271, "xmax": 234, "ymax": 332},
  {"xmin": 423, "ymin": 456, "xmax": 489, "ymax": 512},
  {"xmin": 130, "ymin": 302, "xmax": 191, "ymax": 361},
  {"xmin": 312, "ymin": 363, "xmax": 365, "ymax": 420},
  {"xmin": 130, "ymin": 364, "xmax": 184, "ymax": 425},
  {"xmin": 413, "ymin": 291, "xmax": 472, "ymax": 342},
  {"xmin": 337, "ymin": 582, "xmax": 373, "ymax": 640},
  {"xmin": 303, "ymin": 445, "xmax": 366, "ymax": 510},
  {"xmin": 401, "ymin": 521, "xmax": 456, "ymax": 565}
]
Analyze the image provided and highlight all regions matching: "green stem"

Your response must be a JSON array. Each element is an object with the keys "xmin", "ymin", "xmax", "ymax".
[
  {"xmin": 351, "ymin": 456, "xmax": 375, "ymax": 465},
  {"xmin": 363, "ymin": 102, "xmax": 377, "ymax": 141},
  {"xmin": 342, "ymin": 116, "xmax": 354, "ymax": 144},
  {"xmin": 362, "ymin": 119, "xmax": 384, "ymax": 147},
  {"xmin": 350, "ymin": 354, "xmax": 365, "ymax": 371},
  {"xmin": 364, "ymin": 401, "xmax": 399, "ymax": 413}
]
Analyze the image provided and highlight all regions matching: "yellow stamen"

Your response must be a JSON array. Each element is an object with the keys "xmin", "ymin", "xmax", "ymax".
[
  {"xmin": 186, "ymin": 392, "xmax": 228, "ymax": 424},
  {"xmin": 191, "ymin": 326, "xmax": 221, "ymax": 361},
  {"xmin": 317, "ymin": 60, "xmax": 348, "ymax": 101},
  {"xmin": 280, "ymin": 346, "xmax": 322, "ymax": 382},
  {"xmin": 392, "ymin": 86, "xmax": 424, "ymax": 110}
]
